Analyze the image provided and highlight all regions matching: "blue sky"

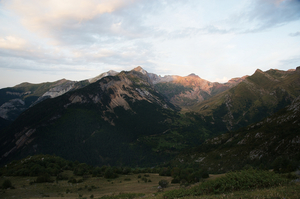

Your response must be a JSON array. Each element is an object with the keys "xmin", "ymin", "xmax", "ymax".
[{"xmin": 0, "ymin": 0, "xmax": 299, "ymax": 88}]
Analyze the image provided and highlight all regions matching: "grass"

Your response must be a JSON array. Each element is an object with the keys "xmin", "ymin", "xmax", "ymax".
[
  {"xmin": 0, "ymin": 172, "xmax": 177, "ymax": 199},
  {"xmin": 0, "ymin": 170, "xmax": 299, "ymax": 199}
]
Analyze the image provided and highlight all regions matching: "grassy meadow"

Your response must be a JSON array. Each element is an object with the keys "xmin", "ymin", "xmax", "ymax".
[{"xmin": 1, "ymin": 170, "xmax": 299, "ymax": 199}]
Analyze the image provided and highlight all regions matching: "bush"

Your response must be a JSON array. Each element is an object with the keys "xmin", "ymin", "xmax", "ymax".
[
  {"xmin": 159, "ymin": 180, "xmax": 169, "ymax": 188},
  {"xmin": 2, "ymin": 179, "xmax": 13, "ymax": 189},
  {"xmin": 171, "ymin": 177, "xmax": 180, "ymax": 184},
  {"xmin": 68, "ymin": 177, "xmax": 77, "ymax": 183},
  {"xmin": 104, "ymin": 168, "xmax": 118, "ymax": 179},
  {"xmin": 35, "ymin": 173, "xmax": 53, "ymax": 183},
  {"xmin": 163, "ymin": 169, "xmax": 288, "ymax": 198},
  {"xmin": 201, "ymin": 172, "xmax": 209, "ymax": 179}
]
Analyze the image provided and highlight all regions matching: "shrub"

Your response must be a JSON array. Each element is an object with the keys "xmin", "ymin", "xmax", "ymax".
[
  {"xmin": 201, "ymin": 172, "xmax": 209, "ymax": 179},
  {"xmin": 68, "ymin": 177, "xmax": 77, "ymax": 183},
  {"xmin": 171, "ymin": 177, "xmax": 180, "ymax": 184},
  {"xmin": 159, "ymin": 180, "xmax": 169, "ymax": 188},
  {"xmin": 2, "ymin": 179, "xmax": 13, "ymax": 189},
  {"xmin": 163, "ymin": 169, "xmax": 288, "ymax": 198},
  {"xmin": 104, "ymin": 168, "xmax": 118, "ymax": 179},
  {"xmin": 35, "ymin": 173, "xmax": 53, "ymax": 183}
]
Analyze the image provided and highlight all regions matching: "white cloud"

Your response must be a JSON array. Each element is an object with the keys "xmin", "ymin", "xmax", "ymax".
[
  {"xmin": 3, "ymin": 0, "xmax": 137, "ymax": 31},
  {"xmin": 289, "ymin": 31, "xmax": 300, "ymax": 37},
  {"xmin": 215, "ymin": 77, "xmax": 230, "ymax": 83},
  {"xmin": 0, "ymin": 36, "xmax": 27, "ymax": 50}
]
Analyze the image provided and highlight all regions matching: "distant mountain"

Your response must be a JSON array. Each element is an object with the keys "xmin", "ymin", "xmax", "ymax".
[
  {"xmin": 0, "ymin": 70, "xmax": 121, "ymax": 121},
  {"xmin": 0, "ymin": 79, "xmax": 89, "ymax": 121},
  {"xmin": 0, "ymin": 67, "xmax": 243, "ymax": 122},
  {"xmin": 1, "ymin": 66, "xmax": 299, "ymax": 168},
  {"xmin": 150, "ymin": 72, "xmax": 247, "ymax": 109},
  {"xmin": 172, "ymin": 95, "xmax": 300, "ymax": 173},
  {"xmin": 193, "ymin": 67, "xmax": 300, "ymax": 131},
  {"xmin": 0, "ymin": 67, "xmax": 220, "ymax": 166}
]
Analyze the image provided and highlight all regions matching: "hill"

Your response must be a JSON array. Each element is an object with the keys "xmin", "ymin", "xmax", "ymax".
[
  {"xmin": 193, "ymin": 67, "xmax": 300, "ymax": 131},
  {"xmin": 172, "ymin": 95, "xmax": 300, "ymax": 173}
]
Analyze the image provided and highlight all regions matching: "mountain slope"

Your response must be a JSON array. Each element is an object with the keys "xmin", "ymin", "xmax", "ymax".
[
  {"xmin": 0, "ymin": 70, "xmax": 121, "ymax": 122},
  {"xmin": 194, "ymin": 67, "xmax": 300, "ymax": 131},
  {"xmin": 172, "ymin": 95, "xmax": 300, "ymax": 173},
  {"xmin": 0, "ymin": 79, "xmax": 89, "ymax": 121},
  {"xmin": 1, "ymin": 68, "xmax": 221, "ymax": 166},
  {"xmin": 151, "ymin": 73, "xmax": 247, "ymax": 109}
]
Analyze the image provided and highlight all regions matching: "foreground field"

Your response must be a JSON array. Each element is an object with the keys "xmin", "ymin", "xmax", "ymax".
[
  {"xmin": 0, "ymin": 172, "xmax": 177, "ymax": 199},
  {"xmin": 1, "ymin": 171, "xmax": 299, "ymax": 199}
]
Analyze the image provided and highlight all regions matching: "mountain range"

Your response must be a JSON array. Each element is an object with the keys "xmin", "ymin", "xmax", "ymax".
[{"xmin": 0, "ymin": 66, "xmax": 299, "ymax": 169}]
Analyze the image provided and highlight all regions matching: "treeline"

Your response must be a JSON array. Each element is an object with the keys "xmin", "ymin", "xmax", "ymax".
[{"xmin": 0, "ymin": 154, "xmax": 212, "ymax": 186}]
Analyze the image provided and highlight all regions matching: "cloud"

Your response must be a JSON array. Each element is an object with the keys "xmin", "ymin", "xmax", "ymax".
[
  {"xmin": 3, "ymin": 0, "xmax": 136, "ymax": 30},
  {"xmin": 2, "ymin": 0, "xmax": 141, "ymax": 45},
  {"xmin": 215, "ymin": 77, "xmax": 230, "ymax": 83},
  {"xmin": 0, "ymin": 36, "xmax": 27, "ymax": 50},
  {"xmin": 289, "ymin": 31, "xmax": 300, "ymax": 37},
  {"xmin": 239, "ymin": 0, "xmax": 300, "ymax": 32}
]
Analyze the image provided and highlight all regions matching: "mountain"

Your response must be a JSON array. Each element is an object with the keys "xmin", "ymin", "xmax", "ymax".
[
  {"xmin": 193, "ymin": 67, "xmax": 300, "ymax": 131},
  {"xmin": 0, "ymin": 116, "xmax": 11, "ymax": 131},
  {"xmin": 0, "ymin": 70, "xmax": 121, "ymax": 121},
  {"xmin": 150, "ymin": 72, "xmax": 247, "ymax": 109},
  {"xmin": 88, "ymin": 70, "xmax": 119, "ymax": 83},
  {"xmin": 0, "ymin": 67, "xmax": 222, "ymax": 166},
  {"xmin": 1, "ymin": 66, "xmax": 299, "ymax": 169},
  {"xmin": 0, "ymin": 79, "xmax": 90, "ymax": 121},
  {"xmin": 0, "ymin": 66, "xmax": 243, "ymax": 122},
  {"xmin": 172, "ymin": 95, "xmax": 300, "ymax": 173}
]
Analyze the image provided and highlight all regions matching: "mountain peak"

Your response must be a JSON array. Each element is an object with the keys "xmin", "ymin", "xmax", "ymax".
[
  {"xmin": 132, "ymin": 66, "xmax": 148, "ymax": 75},
  {"xmin": 188, "ymin": 73, "xmax": 199, "ymax": 78},
  {"xmin": 255, "ymin": 69, "xmax": 263, "ymax": 73}
]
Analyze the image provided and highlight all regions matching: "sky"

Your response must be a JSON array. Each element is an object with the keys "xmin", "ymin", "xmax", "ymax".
[{"xmin": 0, "ymin": 0, "xmax": 299, "ymax": 88}]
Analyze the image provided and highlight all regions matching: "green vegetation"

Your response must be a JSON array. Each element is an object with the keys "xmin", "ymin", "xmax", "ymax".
[
  {"xmin": 163, "ymin": 169, "xmax": 290, "ymax": 198},
  {"xmin": 2, "ymin": 179, "xmax": 13, "ymax": 189},
  {"xmin": 100, "ymin": 193, "xmax": 145, "ymax": 199},
  {"xmin": 0, "ymin": 154, "xmax": 299, "ymax": 198}
]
